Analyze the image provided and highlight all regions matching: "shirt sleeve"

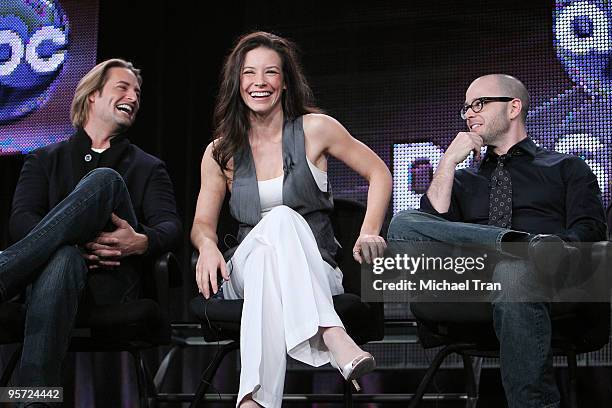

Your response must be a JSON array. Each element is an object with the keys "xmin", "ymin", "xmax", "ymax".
[
  {"xmin": 558, "ymin": 156, "xmax": 608, "ymax": 242},
  {"xmin": 137, "ymin": 162, "xmax": 183, "ymax": 257},
  {"xmin": 419, "ymin": 171, "xmax": 463, "ymax": 222},
  {"xmin": 9, "ymin": 152, "xmax": 49, "ymax": 243}
]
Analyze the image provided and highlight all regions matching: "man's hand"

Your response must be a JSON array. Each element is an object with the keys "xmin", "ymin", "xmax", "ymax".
[
  {"xmin": 442, "ymin": 132, "xmax": 484, "ymax": 166},
  {"xmin": 82, "ymin": 213, "xmax": 149, "ymax": 269},
  {"xmin": 425, "ymin": 132, "xmax": 484, "ymax": 214}
]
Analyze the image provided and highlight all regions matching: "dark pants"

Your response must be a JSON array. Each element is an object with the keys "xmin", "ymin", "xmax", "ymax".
[
  {"xmin": 388, "ymin": 209, "xmax": 560, "ymax": 408},
  {"xmin": 0, "ymin": 168, "xmax": 138, "ymax": 387}
]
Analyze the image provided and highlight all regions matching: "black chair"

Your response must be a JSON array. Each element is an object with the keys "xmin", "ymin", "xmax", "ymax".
[
  {"xmin": 407, "ymin": 241, "xmax": 612, "ymax": 408},
  {"xmin": 0, "ymin": 251, "xmax": 181, "ymax": 408},
  {"xmin": 189, "ymin": 198, "xmax": 385, "ymax": 407}
]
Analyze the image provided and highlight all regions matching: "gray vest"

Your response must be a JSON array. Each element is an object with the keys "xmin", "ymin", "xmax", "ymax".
[{"xmin": 229, "ymin": 116, "xmax": 338, "ymax": 268}]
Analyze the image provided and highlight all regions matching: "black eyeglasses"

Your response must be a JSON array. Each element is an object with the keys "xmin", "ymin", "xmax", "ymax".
[{"xmin": 460, "ymin": 97, "xmax": 515, "ymax": 119}]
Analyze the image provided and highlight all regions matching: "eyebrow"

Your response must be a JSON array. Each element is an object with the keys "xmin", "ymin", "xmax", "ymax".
[
  {"xmin": 116, "ymin": 80, "xmax": 141, "ymax": 93},
  {"xmin": 242, "ymin": 65, "xmax": 281, "ymax": 70}
]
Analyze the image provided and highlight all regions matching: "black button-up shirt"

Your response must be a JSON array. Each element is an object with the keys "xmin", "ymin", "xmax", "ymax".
[{"xmin": 420, "ymin": 137, "xmax": 607, "ymax": 242}]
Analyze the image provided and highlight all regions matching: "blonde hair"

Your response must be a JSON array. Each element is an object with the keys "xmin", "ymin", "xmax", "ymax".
[{"xmin": 70, "ymin": 59, "xmax": 142, "ymax": 128}]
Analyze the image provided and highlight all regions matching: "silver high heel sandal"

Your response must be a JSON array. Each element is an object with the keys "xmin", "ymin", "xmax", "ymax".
[{"xmin": 329, "ymin": 352, "xmax": 376, "ymax": 391}]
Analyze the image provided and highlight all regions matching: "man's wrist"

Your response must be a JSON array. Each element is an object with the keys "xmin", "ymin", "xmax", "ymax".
[
  {"xmin": 438, "ymin": 156, "xmax": 458, "ymax": 171},
  {"xmin": 135, "ymin": 232, "xmax": 149, "ymax": 255}
]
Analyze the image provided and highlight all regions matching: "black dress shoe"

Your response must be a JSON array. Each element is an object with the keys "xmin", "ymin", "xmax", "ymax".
[{"xmin": 527, "ymin": 234, "xmax": 580, "ymax": 276}]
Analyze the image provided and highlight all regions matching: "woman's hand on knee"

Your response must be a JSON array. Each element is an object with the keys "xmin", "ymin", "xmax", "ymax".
[
  {"xmin": 353, "ymin": 234, "xmax": 387, "ymax": 264},
  {"xmin": 195, "ymin": 243, "xmax": 229, "ymax": 299}
]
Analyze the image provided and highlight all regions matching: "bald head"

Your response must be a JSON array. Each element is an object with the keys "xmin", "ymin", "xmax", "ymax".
[{"xmin": 470, "ymin": 74, "xmax": 530, "ymax": 121}]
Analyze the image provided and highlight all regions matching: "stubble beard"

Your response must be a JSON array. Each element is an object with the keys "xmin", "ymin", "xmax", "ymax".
[{"xmin": 480, "ymin": 114, "xmax": 510, "ymax": 148}]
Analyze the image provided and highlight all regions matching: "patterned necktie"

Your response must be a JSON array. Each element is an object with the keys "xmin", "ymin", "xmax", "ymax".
[{"xmin": 488, "ymin": 154, "xmax": 512, "ymax": 228}]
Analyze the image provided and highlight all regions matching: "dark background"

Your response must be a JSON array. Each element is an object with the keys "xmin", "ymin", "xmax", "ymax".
[{"xmin": 2, "ymin": 0, "xmax": 612, "ymax": 405}]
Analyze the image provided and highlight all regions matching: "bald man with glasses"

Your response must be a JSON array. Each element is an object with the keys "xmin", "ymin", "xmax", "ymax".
[{"xmin": 388, "ymin": 74, "xmax": 607, "ymax": 408}]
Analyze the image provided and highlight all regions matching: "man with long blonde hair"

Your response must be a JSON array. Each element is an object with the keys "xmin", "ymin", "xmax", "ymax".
[{"xmin": 0, "ymin": 59, "xmax": 181, "ymax": 390}]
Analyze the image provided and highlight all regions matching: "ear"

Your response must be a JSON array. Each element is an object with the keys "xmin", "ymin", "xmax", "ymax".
[
  {"xmin": 509, "ymin": 98, "xmax": 522, "ymax": 120},
  {"xmin": 88, "ymin": 92, "xmax": 97, "ymax": 104}
]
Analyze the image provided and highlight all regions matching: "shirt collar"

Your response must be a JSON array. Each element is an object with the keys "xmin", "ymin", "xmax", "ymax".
[
  {"xmin": 480, "ymin": 136, "xmax": 537, "ymax": 168},
  {"xmin": 73, "ymin": 127, "xmax": 128, "ymax": 150}
]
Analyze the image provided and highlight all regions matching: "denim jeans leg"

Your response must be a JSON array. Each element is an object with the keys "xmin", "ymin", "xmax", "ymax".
[
  {"xmin": 0, "ymin": 168, "xmax": 137, "ymax": 301},
  {"xmin": 492, "ymin": 261, "xmax": 560, "ymax": 408},
  {"xmin": 387, "ymin": 209, "xmax": 513, "ymax": 251},
  {"xmin": 390, "ymin": 209, "xmax": 560, "ymax": 407},
  {"xmin": 18, "ymin": 245, "xmax": 88, "ymax": 387}
]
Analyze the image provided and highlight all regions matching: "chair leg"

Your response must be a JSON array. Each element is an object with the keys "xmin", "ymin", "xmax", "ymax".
[
  {"xmin": 140, "ymin": 352, "xmax": 160, "ymax": 408},
  {"xmin": 154, "ymin": 344, "xmax": 182, "ymax": 390},
  {"xmin": 343, "ymin": 379, "xmax": 354, "ymax": 408},
  {"xmin": 0, "ymin": 345, "xmax": 22, "ymax": 386},
  {"xmin": 408, "ymin": 343, "xmax": 473, "ymax": 408},
  {"xmin": 130, "ymin": 350, "xmax": 150, "ymax": 408},
  {"xmin": 461, "ymin": 354, "xmax": 480, "ymax": 408},
  {"xmin": 566, "ymin": 350, "xmax": 578, "ymax": 408},
  {"xmin": 190, "ymin": 341, "xmax": 239, "ymax": 408}
]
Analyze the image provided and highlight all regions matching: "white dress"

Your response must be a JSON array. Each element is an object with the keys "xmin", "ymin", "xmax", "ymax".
[{"xmin": 223, "ymin": 159, "xmax": 345, "ymax": 408}]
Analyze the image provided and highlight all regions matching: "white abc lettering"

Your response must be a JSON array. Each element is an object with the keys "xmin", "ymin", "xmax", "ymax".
[
  {"xmin": 555, "ymin": 1, "xmax": 611, "ymax": 54},
  {"xmin": 0, "ymin": 30, "xmax": 24, "ymax": 76},
  {"xmin": 0, "ymin": 26, "xmax": 67, "ymax": 76},
  {"xmin": 26, "ymin": 26, "xmax": 67, "ymax": 73},
  {"xmin": 392, "ymin": 142, "xmax": 486, "ymax": 213},
  {"xmin": 392, "ymin": 142, "xmax": 443, "ymax": 212}
]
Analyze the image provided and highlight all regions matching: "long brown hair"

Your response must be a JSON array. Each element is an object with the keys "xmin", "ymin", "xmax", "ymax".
[{"xmin": 212, "ymin": 31, "xmax": 320, "ymax": 172}]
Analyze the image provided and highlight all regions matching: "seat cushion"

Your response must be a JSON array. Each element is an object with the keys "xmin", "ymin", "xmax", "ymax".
[
  {"xmin": 0, "ymin": 299, "xmax": 170, "ymax": 350},
  {"xmin": 190, "ymin": 293, "xmax": 384, "ymax": 345},
  {"xmin": 71, "ymin": 299, "xmax": 170, "ymax": 349},
  {"xmin": 333, "ymin": 293, "xmax": 384, "ymax": 344},
  {"xmin": 189, "ymin": 297, "xmax": 243, "ymax": 342},
  {"xmin": 0, "ymin": 302, "xmax": 26, "ymax": 344},
  {"xmin": 412, "ymin": 301, "xmax": 610, "ymax": 353}
]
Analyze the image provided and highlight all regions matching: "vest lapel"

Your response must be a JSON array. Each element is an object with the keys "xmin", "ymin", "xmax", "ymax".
[{"xmin": 232, "ymin": 145, "xmax": 262, "ymax": 226}]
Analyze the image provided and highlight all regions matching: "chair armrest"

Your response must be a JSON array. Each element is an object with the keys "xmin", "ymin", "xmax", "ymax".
[
  {"xmin": 591, "ymin": 241, "xmax": 612, "ymax": 295},
  {"xmin": 152, "ymin": 252, "xmax": 181, "ymax": 312},
  {"xmin": 191, "ymin": 250, "xmax": 199, "ymax": 272},
  {"xmin": 591, "ymin": 240, "xmax": 612, "ymax": 263}
]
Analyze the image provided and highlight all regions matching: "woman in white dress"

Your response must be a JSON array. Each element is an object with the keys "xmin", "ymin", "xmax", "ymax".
[{"xmin": 191, "ymin": 31, "xmax": 392, "ymax": 408}]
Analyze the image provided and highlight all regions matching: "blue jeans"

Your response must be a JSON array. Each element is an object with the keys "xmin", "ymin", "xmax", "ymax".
[
  {"xmin": 0, "ymin": 168, "xmax": 138, "ymax": 387},
  {"xmin": 388, "ymin": 209, "xmax": 560, "ymax": 408}
]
